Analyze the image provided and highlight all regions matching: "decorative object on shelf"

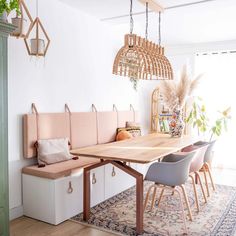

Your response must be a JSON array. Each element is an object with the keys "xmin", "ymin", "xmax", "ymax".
[
  {"xmin": 24, "ymin": 0, "xmax": 50, "ymax": 57},
  {"xmin": 11, "ymin": 0, "xmax": 33, "ymax": 38},
  {"xmin": 151, "ymin": 87, "xmax": 172, "ymax": 133},
  {"xmin": 169, "ymin": 107, "xmax": 185, "ymax": 137},
  {"xmin": 160, "ymin": 65, "xmax": 202, "ymax": 137},
  {"xmin": 0, "ymin": 0, "xmax": 20, "ymax": 22},
  {"xmin": 112, "ymin": 0, "xmax": 173, "ymax": 85}
]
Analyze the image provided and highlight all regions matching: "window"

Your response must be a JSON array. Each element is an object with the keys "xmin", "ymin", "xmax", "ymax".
[{"xmin": 195, "ymin": 52, "xmax": 236, "ymax": 169}]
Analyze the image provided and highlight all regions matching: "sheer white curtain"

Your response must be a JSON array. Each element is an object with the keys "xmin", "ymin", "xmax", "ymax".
[{"xmin": 195, "ymin": 52, "xmax": 236, "ymax": 169}]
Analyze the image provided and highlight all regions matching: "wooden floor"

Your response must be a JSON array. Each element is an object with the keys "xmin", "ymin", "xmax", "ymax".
[
  {"xmin": 10, "ymin": 217, "xmax": 119, "ymax": 236},
  {"xmin": 10, "ymin": 168, "xmax": 236, "ymax": 236}
]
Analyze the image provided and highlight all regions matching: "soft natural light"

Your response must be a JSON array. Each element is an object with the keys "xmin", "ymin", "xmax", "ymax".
[{"xmin": 195, "ymin": 52, "xmax": 236, "ymax": 169}]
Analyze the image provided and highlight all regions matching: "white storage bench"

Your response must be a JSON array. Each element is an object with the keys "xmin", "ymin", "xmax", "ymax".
[
  {"xmin": 22, "ymin": 159, "xmax": 138, "ymax": 225},
  {"xmin": 22, "ymin": 106, "xmax": 141, "ymax": 225}
]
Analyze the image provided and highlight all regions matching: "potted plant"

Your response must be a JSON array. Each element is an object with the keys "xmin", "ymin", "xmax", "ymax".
[
  {"xmin": 0, "ymin": 0, "xmax": 20, "ymax": 22},
  {"xmin": 10, "ymin": 0, "xmax": 27, "ymax": 36},
  {"xmin": 160, "ymin": 65, "xmax": 202, "ymax": 137},
  {"xmin": 0, "ymin": 0, "xmax": 9, "ymax": 21},
  {"xmin": 186, "ymin": 97, "xmax": 231, "ymax": 141}
]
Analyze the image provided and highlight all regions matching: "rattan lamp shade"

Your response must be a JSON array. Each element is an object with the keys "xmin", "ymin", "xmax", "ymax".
[{"xmin": 112, "ymin": 0, "xmax": 173, "ymax": 81}]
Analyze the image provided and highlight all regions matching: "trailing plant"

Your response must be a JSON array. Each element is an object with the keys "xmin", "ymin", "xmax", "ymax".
[
  {"xmin": 0, "ymin": 0, "xmax": 20, "ymax": 16},
  {"xmin": 130, "ymin": 78, "xmax": 138, "ymax": 91}
]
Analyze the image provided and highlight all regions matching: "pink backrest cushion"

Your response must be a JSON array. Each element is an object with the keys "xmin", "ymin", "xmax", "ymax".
[
  {"xmin": 118, "ymin": 111, "xmax": 135, "ymax": 127},
  {"xmin": 70, "ymin": 112, "xmax": 97, "ymax": 149},
  {"xmin": 23, "ymin": 113, "xmax": 70, "ymax": 158},
  {"xmin": 97, "ymin": 111, "xmax": 118, "ymax": 144}
]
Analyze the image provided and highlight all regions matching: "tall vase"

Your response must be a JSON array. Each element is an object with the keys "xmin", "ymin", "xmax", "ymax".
[{"xmin": 169, "ymin": 108, "xmax": 185, "ymax": 137}]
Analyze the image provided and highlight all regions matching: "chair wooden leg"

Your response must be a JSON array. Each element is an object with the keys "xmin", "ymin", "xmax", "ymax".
[
  {"xmin": 150, "ymin": 185, "xmax": 157, "ymax": 210},
  {"xmin": 202, "ymin": 164, "xmax": 210, "ymax": 197},
  {"xmin": 157, "ymin": 188, "xmax": 165, "ymax": 207},
  {"xmin": 205, "ymin": 162, "xmax": 216, "ymax": 191},
  {"xmin": 195, "ymin": 171, "xmax": 207, "ymax": 203},
  {"xmin": 189, "ymin": 174, "xmax": 200, "ymax": 212},
  {"xmin": 175, "ymin": 187, "xmax": 188, "ymax": 235},
  {"xmin": 144, "ymin": 185, "xmax": 155, "ymax": 211},
  {"xmin": 180, "ymin": 184, "xmax": 193, "ymax": 221}
]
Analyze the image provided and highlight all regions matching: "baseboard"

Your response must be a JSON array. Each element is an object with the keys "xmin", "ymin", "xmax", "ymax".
[{"xmin": 10, "ymin": 205, "xmax": 23, "ymax": 220}]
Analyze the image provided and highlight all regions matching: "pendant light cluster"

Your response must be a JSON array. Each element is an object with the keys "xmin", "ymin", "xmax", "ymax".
[
  {"xmin": 11, "ymin": 0, "xmax": 50, "ymax": 57},
  {"xmin": 113, "ymin": 0, "xmax": 173, "ymax": 80}
]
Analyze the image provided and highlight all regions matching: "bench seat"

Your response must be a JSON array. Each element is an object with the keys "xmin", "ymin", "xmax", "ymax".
[{"xmin": 22, "ymin": 156, "xmax": 100, "ymax": 179}]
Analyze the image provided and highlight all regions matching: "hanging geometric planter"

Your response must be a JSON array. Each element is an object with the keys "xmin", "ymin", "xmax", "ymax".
[
  {"xmin": 24, "ymin": 17, "xmax": 50, "ymax": 57},
  {"xmin": 11, "ymin": 0, "xmax": 33, "ymax": 38}
]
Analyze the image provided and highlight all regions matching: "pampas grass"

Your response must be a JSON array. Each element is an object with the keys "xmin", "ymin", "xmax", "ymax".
[{"xmin": 160, "ymin": 65, "xmax": 202, "ymax": 110}]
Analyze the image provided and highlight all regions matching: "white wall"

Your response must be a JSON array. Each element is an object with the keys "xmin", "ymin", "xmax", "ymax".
[
  {"xmin": 8, "ymin": 0, "xmax": 140, "ymax": 219},
  {"xmin": 10, "ymin": 0, "xmax": 233, "ymax": 220}
]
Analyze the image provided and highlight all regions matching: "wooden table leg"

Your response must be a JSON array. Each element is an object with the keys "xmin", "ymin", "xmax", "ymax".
[
  {"xmin": 136, "ymin": 174, "xmax": 144, "ymax": 235},
  {"xmin": 83, "ymin": 168, "xmax": 90, "ymax": 221},
  {"xmin": 82, "ymin": 160, "xmax": 144, "ymax": 235}
]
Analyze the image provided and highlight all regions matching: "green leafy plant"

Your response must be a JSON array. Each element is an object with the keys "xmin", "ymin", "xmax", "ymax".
[
  {"xmin": 0, "ymin": 0, "xmax": 20, "ymax": 16},
  {"xmin": 186, "ymin": 97, "xmax": 209, "ymax": 135},
  {"xmin": 186, "ymin": 97, "xmax": 231, "ymax": 141},
  {"xmin": 210, "ymin": 107, "xmax": 231, "ymax": 141}
]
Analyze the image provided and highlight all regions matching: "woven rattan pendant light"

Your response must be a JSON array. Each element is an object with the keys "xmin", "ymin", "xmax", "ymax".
[
  {"xmin": 113, "ymin": 0, "xmax": 147, "ymax": 80},
  {"xmin": 113, "ymin": 0, "xmax": 173, "ymax": 80},
  {"xmin": 11, "ymin": 0, "xmax": 33, "ymax": 38},
  {"xmin": 24, "ymin": 0, "xmax": 50, "ymax": 57}
]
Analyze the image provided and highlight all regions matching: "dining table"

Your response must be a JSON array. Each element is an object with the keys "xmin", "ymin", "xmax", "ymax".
[{"xmin": 71, "ymin": 133, "xmax": 199, "ymax": 235}]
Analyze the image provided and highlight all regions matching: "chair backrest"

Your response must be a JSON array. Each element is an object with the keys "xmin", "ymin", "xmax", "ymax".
[
  {"xmin": 182, "ymin": 144, "xmax": 209, "ymax": 172},
  {"xmin": 194, "ymin": 140, "xmax": 216, "ymax": 164},
  {"xmin": 145, "ymin": 152, "xmax": 195, "ymax": 187},
  {"xmin": 189, "ymin": 144, "xmax": 209, "ymax": 172}
]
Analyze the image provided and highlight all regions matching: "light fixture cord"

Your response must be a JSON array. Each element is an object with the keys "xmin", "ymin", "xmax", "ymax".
[
  {"xmin": 130, "ymin": 0, "xmax": 134, "ymax": 34},
  {"xmin": 145, "ymin": 2, "xmax": 148, "ymax": 40},
  {"xmin": 158, "ymin": 12, "xmax": 161, "ymax": 45},
  {"xmin": 36, "ymin": 0, "xmax": 38, "ymax": 17}
]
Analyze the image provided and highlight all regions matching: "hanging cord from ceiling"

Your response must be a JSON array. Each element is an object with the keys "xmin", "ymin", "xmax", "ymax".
[
  {"xmin": 130, "ymin": 0, "xmax": 134, "ymax": 34},
  {"xmin": 36, "ymin": 0, "xmax": 38, "ymax": 17},
  {"xmin": 145, "ymin": 2, "xmax": 148, "ymax": 40},
  {"xmin": 158, "ymin": 12, "xmax": 161, "ymax": 45}
]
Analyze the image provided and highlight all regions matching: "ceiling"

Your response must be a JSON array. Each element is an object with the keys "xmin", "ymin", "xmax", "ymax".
[{"xmin": 60, "ymin": 0, "xmax": 236, "ymax": 45}]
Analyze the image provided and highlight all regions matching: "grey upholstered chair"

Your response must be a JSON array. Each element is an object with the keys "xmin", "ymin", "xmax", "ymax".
[
  {"xmin": 144, "ymin": 152, "xmax": 196, "ymax": 235},
  {"xmin": 195, "ymin": 140, "xmax": 216, "ymax": 196},
  {"xmin": 162, "ymin": 144, "xmax": 209, "ymax": 212}
]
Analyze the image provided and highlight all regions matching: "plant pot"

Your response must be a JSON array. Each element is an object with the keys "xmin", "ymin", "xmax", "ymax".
[
  {"xmin": 169, "ymin": 108, "xmax": 185, "ymax": 137},
  {"xmin": 0, "ymin": 11, "xmax": 8, "ymax": 22},
  {"xmin": 11, "ymin": 17, "xmax": 27, "ymax": 36},
  {"xmin": 30, "ymin": 38, "xmax": 45, "ymax": 55}
]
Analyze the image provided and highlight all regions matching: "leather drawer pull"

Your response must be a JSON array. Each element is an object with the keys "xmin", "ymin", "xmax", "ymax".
[
  {"xmin": 67, "ymin": 181, "xmax": 73, "ymax": 194},
  {"xmin": 112, "ymin": 166, "xmax": 116, "ymax": 177},
  {"xmin": 92, "ymin": 173, "xmax": 97, "ymax": 184}
]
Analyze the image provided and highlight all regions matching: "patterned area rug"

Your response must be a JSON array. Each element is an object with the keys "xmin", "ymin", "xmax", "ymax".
[{"xmin": 72, "ymin": 181, "xmax": 236, "ymax": 236}]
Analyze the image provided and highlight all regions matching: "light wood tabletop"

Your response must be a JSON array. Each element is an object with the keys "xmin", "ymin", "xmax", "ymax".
[{"xmin": 71, "ymin": 133, "xmax": 200, "ymax": 164}]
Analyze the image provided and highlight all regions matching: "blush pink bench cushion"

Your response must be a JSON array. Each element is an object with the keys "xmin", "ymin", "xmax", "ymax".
[
  {"xmin": 23, "ymin": 113, "xmax": 70, "ymax": 158},
  {"xmin": 117, "ymin": 111, "xmax": 135, "ymax": 127},
  {"xmin": 97, "ymin": 112, "xmax": 118, "ymax": 144},
  {"xmin": 22, "ymin": 156, "xmax": 100, "ymax": 179},
  {"xmin": 70, "ymin": 112, "xmax": 97, "ymax": 149}
]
